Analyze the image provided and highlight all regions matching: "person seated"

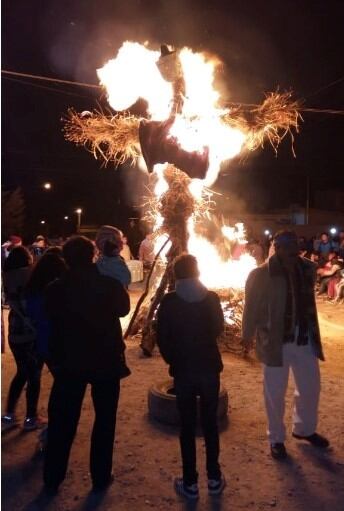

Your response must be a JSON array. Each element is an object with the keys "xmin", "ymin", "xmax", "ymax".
[{"xmin": 317, "ymin": 253, "xmax": 342, "ymax": 295}]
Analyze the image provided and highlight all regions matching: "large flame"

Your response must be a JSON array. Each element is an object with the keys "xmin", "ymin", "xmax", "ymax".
[{"xmin": 98, "ymin": 41, "xmax": 256, "ymax": 289}]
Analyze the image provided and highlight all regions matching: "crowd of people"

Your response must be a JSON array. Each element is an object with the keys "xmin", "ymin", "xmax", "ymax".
[
  {"xmin": 0, "ymin": 226, "xmax": 339, "ymax": 500},
  {"xmin": 248, "ymin": 230, "xmax": 344, "ymax": 303}
]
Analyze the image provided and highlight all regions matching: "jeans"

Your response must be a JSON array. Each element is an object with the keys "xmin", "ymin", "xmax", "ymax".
[
  {"xmin": 174, "ymin": 373, "xmax": 221, "ymax": 486},
  {"xmin": 6, "ymin": 342, "xmax": 43, "ymax": 417},
  {"xmin": 44, "ymin": 375, "xmax": 120, "ymax": 489}
]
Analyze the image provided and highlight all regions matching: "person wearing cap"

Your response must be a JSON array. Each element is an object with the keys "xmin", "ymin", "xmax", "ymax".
[
  {"xmin": 95, "ymin": 225, "xmax": 131, "ymax": 288},
  {"xmin": 31, "ymin": 235, "xmax": 47, "ymax": 261},
  {"xmin": 242, "ymin": 229, "xmax": 329, "ymax": 460},
  {"xmin": 1, "ymin": 235, "xmax": 22, "ymax": 263}
]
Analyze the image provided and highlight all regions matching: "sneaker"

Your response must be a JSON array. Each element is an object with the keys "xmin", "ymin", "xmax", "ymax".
[
  {"xmin": 270, "ymin": 443, "xmax": 287, "ymax": 460},
  {"xmin": 174, "ymin": 477, "xmax": 199, "ymax": 500},
  {"xmin": 208, "ymin": 476, "xmax": 226, "ymax": 496},
  {"xmin": 23, "ymin": 416, "xmax": 48, "ymax": 431},
  {"xmin": 1, "ymin": 414, "xmax": 17, "ymax": 429},
  {"xmin": 292, "ymin": 432, "xmax": 330, "ymax": 448}
]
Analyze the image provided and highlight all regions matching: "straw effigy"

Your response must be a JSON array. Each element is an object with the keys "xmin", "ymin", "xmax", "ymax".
[
  {"xmin": 224, "ymin": 91, "xmax": 301, "ymax": 156},
  {"xmin": 63, "ymin": 109, "xmax": 141, "ymax": 166}
]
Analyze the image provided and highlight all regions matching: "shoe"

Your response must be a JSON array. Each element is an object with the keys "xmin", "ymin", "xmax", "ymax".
[
  {"xmin": 174, "ymin": 477, "xmax": 199, "ymax": 500},
  {"xmin": 1, "ymin": 414, "xmax": 17, "ymax": 429},
  {"xmin": 23, "ymin": 416, "xmax": 48, "ymax": 431},
  {"xmin": 270, "ymin": 443, "xmax": 287, "ymax": 460},
  {"xmin": 92, "ymin": 474, "xmax": 114, "ymax": 493},
  {"xmin": 208, "ymin": 475, "xmax": 226, "ymax": 496},
  {"xmin": 292, "ymin": 432, "xmax": 330, "ymax": 448}
]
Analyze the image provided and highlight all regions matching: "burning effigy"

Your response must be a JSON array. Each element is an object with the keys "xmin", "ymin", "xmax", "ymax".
[{"xmin": 64, "ymin": 42, "xmax": 301, "ymax": 353}]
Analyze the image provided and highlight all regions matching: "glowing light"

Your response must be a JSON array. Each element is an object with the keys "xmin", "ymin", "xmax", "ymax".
[
  {"xmin": 264, "ymin": 229, "xmax": 271, "ymax": 236},
  {"xmin": 40, "ymin": 220, "xmax": 45, "ymax": 224},
  {"xmin": 43, "ymin": 182, "xmax": 51, "ymax": 190},
  {"xmin": 75, "ymin": 208, "xmax": 82, "ymax": 214},
  {"xmin": 99, "ymin": 42, "xmax": 255, "ymax": 291},
  {"xmin": 64, "ymin": 216, "xmax": 69, "ymax": 220},
  {"xmin": 330, "ymin": 227, "xmax": 337, "ymax": 235}
]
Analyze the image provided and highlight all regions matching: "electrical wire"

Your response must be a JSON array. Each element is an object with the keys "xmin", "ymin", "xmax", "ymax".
[{"xmin": 2, "ymin": 69, "xmax": 344, "ymax": 115}]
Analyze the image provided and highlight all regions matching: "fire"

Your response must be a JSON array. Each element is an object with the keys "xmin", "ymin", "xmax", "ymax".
[{"xmin": 98, "ymin": 41, "xmax": 257, "ymax": 290}]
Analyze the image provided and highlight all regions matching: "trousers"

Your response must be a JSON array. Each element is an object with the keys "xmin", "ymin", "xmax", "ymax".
[
  {"xmin": 174, "ymin": 373, "xmax": 221, "ymax": 486},
  {"xmin": 263, "ymin": 342, "xmax": 320, "ymax": 444},
  {"xmin": 7, "ymin": 342, "xmax": 43, "ymax": 417},
  {"xmin": 44, "ymin": 375, "xmax": 120, "ymax": 488}
]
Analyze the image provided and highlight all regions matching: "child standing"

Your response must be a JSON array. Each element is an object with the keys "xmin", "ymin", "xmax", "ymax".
[{"xmin": 157, "ymin": 254, "xmax": 226, "ymax": 500}]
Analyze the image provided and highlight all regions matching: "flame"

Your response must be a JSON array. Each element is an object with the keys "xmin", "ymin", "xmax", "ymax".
[
  {"xmin": 98, "ymin": 42, "xmax": 256, "ymax": 290},
  {"xmin": 97, "ymin": 42, "xmax": 172, "ymax": 120}
]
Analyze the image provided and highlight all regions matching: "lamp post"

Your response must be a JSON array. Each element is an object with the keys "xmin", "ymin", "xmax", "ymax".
[{"xmin": 75, "ymin": 208, "xmax": 82, "ymax": 232}]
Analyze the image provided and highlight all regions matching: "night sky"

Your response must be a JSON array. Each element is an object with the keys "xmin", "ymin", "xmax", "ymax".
[{"xmin": 2, "ymin": 0, "xmax": 344, "ymax": 238}]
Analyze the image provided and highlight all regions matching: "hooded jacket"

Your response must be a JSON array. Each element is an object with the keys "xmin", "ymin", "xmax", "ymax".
[
  {"xmin": 157, "ymin": 278, "xmax": 224, "ymax": 377},
  {"xmin": 242, "ymin": 254, "xmax": 324, "ymax": 367}
]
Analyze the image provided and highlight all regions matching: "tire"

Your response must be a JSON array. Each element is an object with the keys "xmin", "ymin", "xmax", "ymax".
[{"xmin": 148, "ymin": 379, "xmax": 229, "ymax": 426}]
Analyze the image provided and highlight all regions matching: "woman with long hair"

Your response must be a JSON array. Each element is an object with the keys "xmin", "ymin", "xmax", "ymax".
[{"xmin": 26, "ymin": 251, "xmax": 67, "ymax": 361}]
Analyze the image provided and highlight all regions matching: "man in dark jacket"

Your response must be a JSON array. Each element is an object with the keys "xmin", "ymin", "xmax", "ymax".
[
  {"xmin": 157, "ymin": 254, "xmax": 225, "ymax": 500},
  {"xmin": 43, "ymin": 236, "xmax": 130, "ymax": 494}
]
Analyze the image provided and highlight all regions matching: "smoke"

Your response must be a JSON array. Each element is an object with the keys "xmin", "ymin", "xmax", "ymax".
[{"xmin": 42, "ymin": 0, "xmax": 286, "ymax": 103}]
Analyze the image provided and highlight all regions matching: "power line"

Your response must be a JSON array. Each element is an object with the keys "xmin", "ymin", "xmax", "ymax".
[
  {"xmin": 2, "ymin": 75, "xmax": 92, "ymax": 99},
  {"xmin": 1, "ymin": 69, "xmax": 101, "ymax": 89},
  {"xmin": 2, "ymin": 69, "xmax": 344, "ymax": 115}
]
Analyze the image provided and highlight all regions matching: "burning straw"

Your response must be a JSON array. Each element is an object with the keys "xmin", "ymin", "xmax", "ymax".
[
  {"xmin": 224, "ymin": 91, "xmax": 301, "ymax": 156},
  {"xmin": 63, "ymin": 109, "xmax": 141, "ymax": 166}
]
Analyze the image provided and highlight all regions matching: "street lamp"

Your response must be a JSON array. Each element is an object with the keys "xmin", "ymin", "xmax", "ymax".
[
  {"xmin": 75, "ymin": 208, "xmax": 82, "ymax": 232},
  {"xmin": 264, "ymin": 229, "xmax": 270, "ymax": 236},
  {"xmin": 43, "ymin": 182, "xmax": 52, "ymax": 190},
  {"xmin": 40, "ymin": 220, "xmax": 46, "ymax": 225},
  {"xmin": 64, "ymin": 216, "xmax": 69, "ymax": 220},
  {"xmin": 330, "ymin": 227, "xmax": 337, "ymax": 236}
]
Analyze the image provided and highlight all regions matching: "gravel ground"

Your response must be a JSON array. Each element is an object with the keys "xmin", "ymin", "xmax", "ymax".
[{"xmin": 2, "ymin": 300, "xmax": 344, "ymax": 511}]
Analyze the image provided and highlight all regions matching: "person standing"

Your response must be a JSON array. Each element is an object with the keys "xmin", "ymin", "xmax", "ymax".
[
  {"xmin": 1, "ymin": 247, "xmax": 46, "ymax": 431},
  {"xmin": 43, "ymin": 236, "xmax": 130, "ymax": 494},
  {"xmin": 138, "ymin": 232, "xmax": 155, "ymax": 270},
  {"xmin": 242, "ymin": 230, "xmax": 329, "ymax": 460},
  {"xmin": 95, "ymin": 225, "xmax": 131, "ymax": 288},
  {"xmin": 157, "ymin": 254, "xmax": 225, "ymax": 500}
]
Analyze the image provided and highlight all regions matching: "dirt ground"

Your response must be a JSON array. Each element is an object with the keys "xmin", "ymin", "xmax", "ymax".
[{"xmin": 2, "ymin": 296, "xmax": 344, "ymax": 511}]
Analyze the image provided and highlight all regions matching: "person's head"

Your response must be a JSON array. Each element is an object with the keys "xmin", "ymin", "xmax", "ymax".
[
  {"xmin": 95, "ymin": 225, "xmax": 123, "ymax": 257},
  {"xmin": 45, "ymin": 246, "xmax": 63, "ymax": 256},
  {"xmin": 26, "ymin": 252, "xmax": 67, "ymax": 294},
  {"xmin": 63, "ymin": 236, "xmax": 95, "ymax": 269},
  {"xmin": 145, "ymin": 232, "xmax": 153, "ymax": 241},
  {"xmin": 320, "ymin": 232, "xmax": 329, "ymax": 244},
  {"xmin": 8, "ymin": 235, "xmax": 22, "ymax": 250},
  {"xmin": 3, "ymin": 246, "xmax": 32, "ymax": 272},
  {"xmin": 273, "ymin": 230, "xmax": 299, "ymax": 269},
  {"xmin": 122, "ymin": 236, "xmax": 128, "ymax": 245},
  {"xmin": 339, "ymin": 230, "xmax": 344, "ymax": 241},
  {"xmin": 173, "ymin": 253, "xmax": 199, "ymax": 280},
  {"xmin": 35, "ymin": 235, "xmax": 46, "ymax": 248},
  {"xmin": 328, "ymin": 251, "xmax": 337, "ymax": 262}
]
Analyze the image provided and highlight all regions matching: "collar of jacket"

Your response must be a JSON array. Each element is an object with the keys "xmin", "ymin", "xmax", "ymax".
[{"xmin": 268, "ymin": 254, "xmax": 316, "ymax": 279}]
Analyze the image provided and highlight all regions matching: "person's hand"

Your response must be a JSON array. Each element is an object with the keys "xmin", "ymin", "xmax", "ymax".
[{"xmin": 241, "ymin": 338, "xmax": 254, "ymax": 357}]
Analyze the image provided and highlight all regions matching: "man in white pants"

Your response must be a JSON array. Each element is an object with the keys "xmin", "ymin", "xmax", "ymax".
[{"xmin": 242, "ymin": 230, "xmax": 329, "ymax": 459}]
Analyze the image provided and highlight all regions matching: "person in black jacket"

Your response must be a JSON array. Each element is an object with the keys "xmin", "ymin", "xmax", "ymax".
[
  {"xmin": 43, "ymin": 236, "xmax": 130, "ymax": 494},
  {"xmin": 157, "ymin": 254, "xmax": 225, "ymax": 500}
]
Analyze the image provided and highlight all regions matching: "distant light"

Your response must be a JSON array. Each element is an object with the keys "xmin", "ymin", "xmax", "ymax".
[
  {"xmin": 330, "ymin": 227, "xmax": 337, "ymax": 235},
  {"xmin": 43, "ymin": 182, "xmax": 51, "ymax": 190},
  {"xmin": 40, "ymin": 220, "xmax": 46, "ymax": 225},
  {"xmin": 64, "ymin": 216, "xmax": 69, "ymax": 220},
  {"xmin": 264, "ymin": 229, "xmax": 270, "ymax": 236},
  {"xmin": 75, "ymin": 208, "xmax": 82, "ymax": 214}
]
